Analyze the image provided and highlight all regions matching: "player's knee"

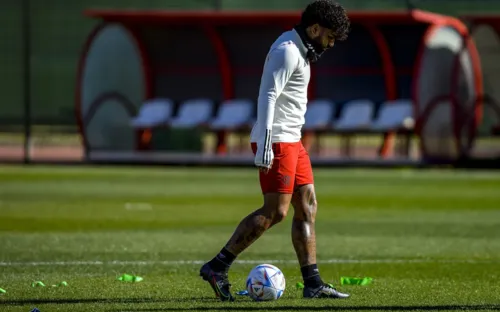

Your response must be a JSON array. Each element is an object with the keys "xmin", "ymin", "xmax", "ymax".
[
  {"xmin": 293, "ymin": 185, "xmax": 317, "ymax": 222},
  {"xmin": 306, "ymin": 198, "xmax": 317, "ymax": 222},
  {"xmin": 263, "ymin": 193, "xmax": 292, "ymax": 224},
  {"xmin": 296, "ymin": 199, "xmax": 316, "ymax": 223},
  {"xmin": 262, "ymin": 201, "xmax": 288, "ymax": 224},
  {"xmin": 274, "ymin": 205, "xmax": 288, "ymax": 223}
]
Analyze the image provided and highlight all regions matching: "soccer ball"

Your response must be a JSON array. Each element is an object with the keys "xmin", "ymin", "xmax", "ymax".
[{"xmin": 246, "ymin": 264, "xmax": 286, "ymax": 301}]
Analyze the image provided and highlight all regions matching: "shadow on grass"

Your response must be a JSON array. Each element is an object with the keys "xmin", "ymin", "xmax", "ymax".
[
  {"xmin": 0, "ymin": 297, "xmax": 214, "ymax": 306},
  {"xmin": 1, "ymin": 298, "xmax": 499, "ymax": 311},
  {"xmin": 121, "ymin": 305, "xmax": 500, "ymax": 311}
]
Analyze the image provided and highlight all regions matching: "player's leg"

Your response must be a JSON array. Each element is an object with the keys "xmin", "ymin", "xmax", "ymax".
[
  {"xmin": 224, "ymin": 192, "xmax": 292, "ymax": 255},
  {"xmin": 200, "ymin": 142, "xmax": 299, "ymax": 301},
  {"xmin": 291, "ymin": 183, "xmax": 317, "ymax": 269},
  {"xmin": 199, "ymin": 193, "xmax": 291, "ymax": 301},
  {"xmin": 291, "ymin": 142, "xmax": 349, "ymax": 299}
]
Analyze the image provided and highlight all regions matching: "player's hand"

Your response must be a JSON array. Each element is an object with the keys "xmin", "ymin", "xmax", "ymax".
[
  {"xmin": 257, "ymin": 160, "xmax": 274, "ymax": 174},
  {"xmin": 254, "ymin": 145, "xmax": 274, "ymax": 174}
]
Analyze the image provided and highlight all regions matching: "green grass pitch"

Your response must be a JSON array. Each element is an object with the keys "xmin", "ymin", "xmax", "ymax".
[{"xmin": 0, "ymin": 165, "xmax": 499, "ymax": 312}]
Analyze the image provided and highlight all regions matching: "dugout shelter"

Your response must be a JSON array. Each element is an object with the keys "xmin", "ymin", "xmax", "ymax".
[
  {"xmin": 76, "ymin": 9, "xmax": 482, "ymax": 165},
  {"xmin": 461, "ymin": 15, "xmax": 500, "ymax": 137}
]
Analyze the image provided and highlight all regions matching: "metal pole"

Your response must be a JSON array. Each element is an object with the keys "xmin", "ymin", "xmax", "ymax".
[{"xmin": 22, "ymin": 0, "xmax": 31, "ymax": 164}]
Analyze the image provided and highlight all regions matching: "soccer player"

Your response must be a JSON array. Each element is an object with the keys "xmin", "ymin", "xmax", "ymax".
[{"xmin": 200, "ymin": 0, "xmax": 351, "ymax": 301}]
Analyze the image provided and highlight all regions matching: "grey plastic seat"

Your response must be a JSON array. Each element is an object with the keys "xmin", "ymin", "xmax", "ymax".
[
  {"xmin": 210, "ymin": 99, "xmax": 254, "ymax": 130},
  {"xmin": 371, "ymin": 99, "xmax": 414, "ymax": 131},
  {"xmin": 130, "ymin": 98, "xmax": 174, "ymax": 127},
  {"xmin": 303, "ymin": 99, "xmax": 335, "ymax": 131},
  {"xmin": 333, "ymin": 99, "xmax": 375, "ymax": 131},
  {"xmin": 169, "ymin": 98, "xmax": 214, "ymax": 128}
]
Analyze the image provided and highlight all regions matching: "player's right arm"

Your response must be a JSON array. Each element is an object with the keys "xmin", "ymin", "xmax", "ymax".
[{"xmin": 254, "ymin": 45, "xmax": 299, "ymax": 172}]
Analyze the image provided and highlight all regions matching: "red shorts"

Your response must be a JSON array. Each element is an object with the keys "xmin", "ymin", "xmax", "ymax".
[{"xmin": 251, "ymin": 141, "xmax": 314, "ymax": 194}]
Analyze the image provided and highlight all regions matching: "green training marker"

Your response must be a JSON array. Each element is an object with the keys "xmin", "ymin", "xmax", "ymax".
[
  {"xmin": 0, "ymin": 288, "xmax": 6, "ymax": 294},
  {"xmin": 31, "ymin": 281, "xmax": 46, "ymax": 287},
  {"xmin": 52, "ymin": 281, "xmax": 68, "ymax": 287},
  {"xmin": 117, "ymin": 274, "xmax": 143, "ymax": 282},
  {"xmin": 340, "ymin": 276, "xmax": 373, "ymax": 286}
]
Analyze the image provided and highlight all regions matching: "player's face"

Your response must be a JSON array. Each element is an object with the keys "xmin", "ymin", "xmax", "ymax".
[{"xmin": 310, "ymin": 24, "xmax": 336, "ymax": 51}]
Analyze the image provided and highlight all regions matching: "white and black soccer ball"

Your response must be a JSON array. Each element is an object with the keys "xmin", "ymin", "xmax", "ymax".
[{"xmin": 246, "ymin": 264, "xmax": 286, "ymax": 301}]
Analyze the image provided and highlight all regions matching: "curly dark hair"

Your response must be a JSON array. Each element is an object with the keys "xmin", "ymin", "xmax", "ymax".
[{"xmin": 300, "ymin": 0, "xmax": 350, "ymax": 41}]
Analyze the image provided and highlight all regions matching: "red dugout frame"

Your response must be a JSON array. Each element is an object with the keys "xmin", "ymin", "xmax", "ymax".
[
  {"xmin": 76, "ymin": 9, "xmax": 480, "ymax": 158},
  {"xmin": 412, "ymin": 12, "xmax": 483, "ymax": 159}
]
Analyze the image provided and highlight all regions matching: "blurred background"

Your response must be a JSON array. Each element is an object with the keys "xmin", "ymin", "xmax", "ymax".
[
  {"xmin": 0, "ymin": 3, "xmax": 499, "ymax": 309},
  {"xmin": 1, "ymin": 0, "xmax": 500, "ymax": 167}
]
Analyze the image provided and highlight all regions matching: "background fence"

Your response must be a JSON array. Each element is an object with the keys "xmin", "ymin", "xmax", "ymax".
[{"xmin": 1, "ymin": 0, "xmax": 500, "ymax": 164}]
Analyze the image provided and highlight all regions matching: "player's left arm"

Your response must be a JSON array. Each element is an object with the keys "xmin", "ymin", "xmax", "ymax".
[{"xmin": 254, "ymin": 46, "xmax": 299, "ymax": 171}]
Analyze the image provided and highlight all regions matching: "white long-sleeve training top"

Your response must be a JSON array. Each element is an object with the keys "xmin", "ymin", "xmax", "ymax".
[{"xmin": 250, "ymin": 29, "xmax": 310, "ymax": 146}]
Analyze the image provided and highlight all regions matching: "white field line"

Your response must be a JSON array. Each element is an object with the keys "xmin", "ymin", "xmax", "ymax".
[
  {"xmin": 0, "ymin": 258, "xmax": 497, "ymax": 267},
  {"xmin": 124, "ymin": 202, "xmax": 153, "ymax": 211}
]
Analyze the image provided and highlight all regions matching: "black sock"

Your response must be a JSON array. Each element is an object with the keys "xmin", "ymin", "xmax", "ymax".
[
  {"xmin": 208, "ymin": 247, "xmax": 236, "ymax": 272},
  {"xmin": 301, "ymin": 264, "xmax": 323, "ymax": 288}
]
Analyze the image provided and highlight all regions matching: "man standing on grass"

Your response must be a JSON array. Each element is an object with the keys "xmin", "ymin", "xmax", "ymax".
[{"xmin": 200, "ymin": 0, "xmax": 351, "ymax": 301}]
